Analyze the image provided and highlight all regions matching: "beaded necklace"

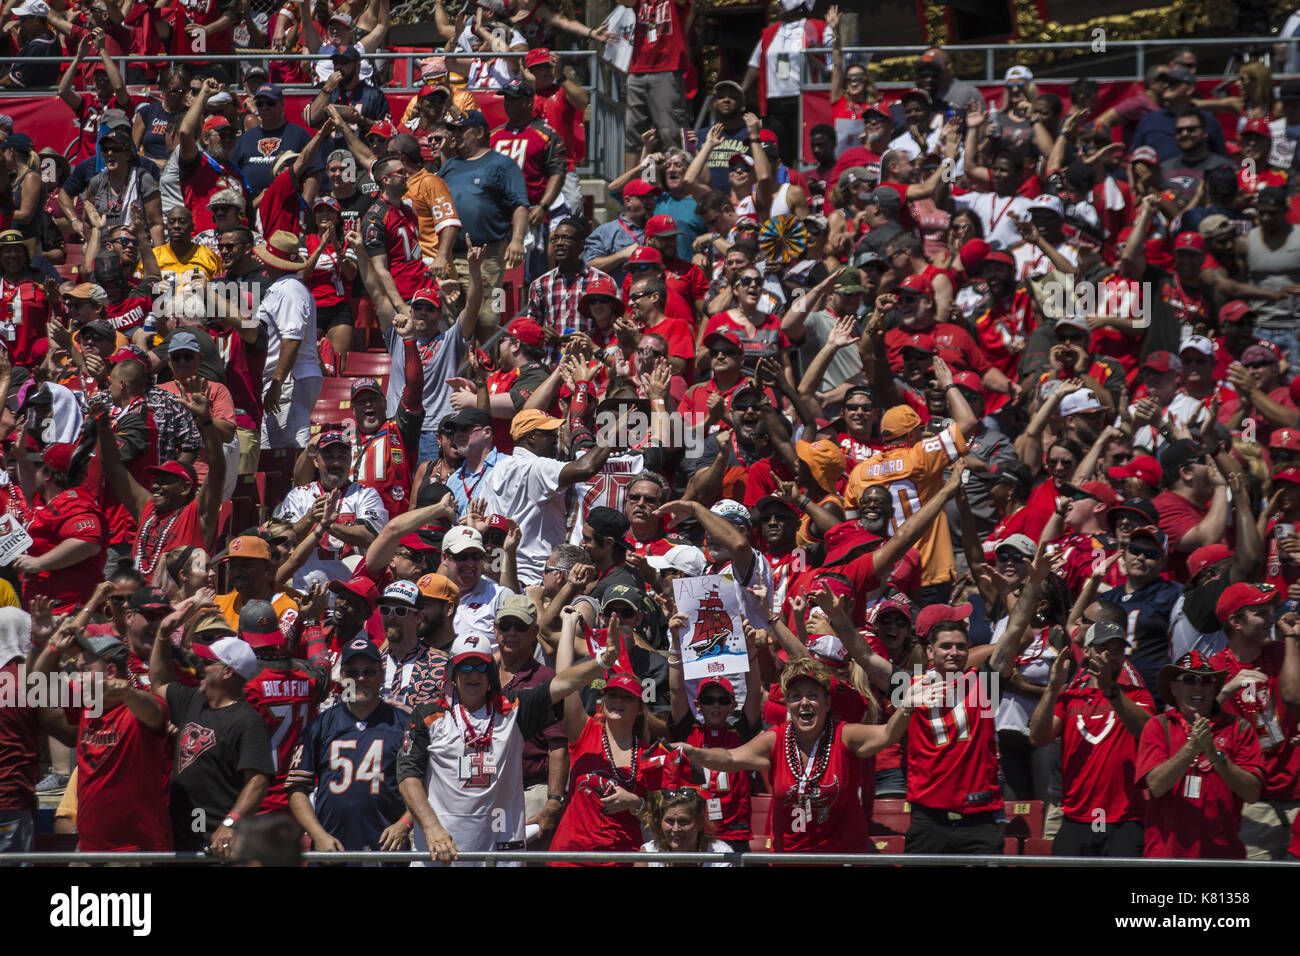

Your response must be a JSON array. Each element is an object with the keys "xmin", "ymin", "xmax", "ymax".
[
  {"xmin": 785, "ymin": 716, "xmax": 835, "ymax": 801},
  {"xmin": 601, "ymin": 722, "xmax": 639, "ymax": 786}
]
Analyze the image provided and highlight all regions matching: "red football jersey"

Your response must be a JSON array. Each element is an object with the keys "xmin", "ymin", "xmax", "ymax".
[
  {"xmin": 72, "ymin": 698, "xmax": 173, "ymax": 850},
  {"xmin": 549, "ymin": 716, "xmax": 665, "ymax": 863},
  {"xmin": 1052, "ymin": 661, "xmax": 1154, "ymax": 823},
  {"xmin": 244, "ymin": 660, "xmax": 324, "ymax": 814},
  {"xmin": 769, "ymin": 720, "xmax": 868, "ymax": 853},
  {"xmin": 0, "ymin": 277, "xmax": 52, "ymax": 367},
  {"xmin": 491, "ymin": 120, "xmax": 566, "ymax": 205},
  {"xmin": 1214, "ymin": 642, "xmax": 1300, "ymax": 800},
  {"xmin": 673, "ymin": 724, "xmax": 752, "ymax": 841},
  {"xmin": 352, "ymin": 420, "xmax": 413, "ymax": 517},
  {"xmin": 24, "ymin": 487, "xmax": 107, "ymax": 614},
  {"xmin": 906, "ymin": 668, "xmax": 1002, "ymax": 815},
  {"xmin": 361, "ymin": 198, "xmax": 427, "ymax": 300}
]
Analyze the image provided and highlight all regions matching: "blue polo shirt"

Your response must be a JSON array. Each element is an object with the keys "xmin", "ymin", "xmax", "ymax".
[
  {"xmin": 1131, "ymin": 107, "xmax": 1227, "ymax": 162},
  {"xmin": 437, "ymin": 149, "xmax": 530, "ymax": 249}
]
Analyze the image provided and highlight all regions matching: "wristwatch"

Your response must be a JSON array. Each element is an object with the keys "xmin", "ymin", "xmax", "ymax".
[{"xmin": 222, "ymin": 812, "xmax": 240, "ymax": 829}]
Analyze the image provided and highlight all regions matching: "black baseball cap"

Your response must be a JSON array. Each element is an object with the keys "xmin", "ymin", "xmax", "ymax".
[
  {"xmin": 450, "ymin": 407, "xmax": 493, "ymax": 429},
  {"xmin": 586, "ymin": 506, "xmax": 630, "ymax": 544},
  {"xmin": 1159, "ymin": 438, "xmax": 1208, "ymax": 475}
]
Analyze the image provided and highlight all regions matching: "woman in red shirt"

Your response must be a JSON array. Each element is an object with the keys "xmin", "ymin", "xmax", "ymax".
[
  {"xmin": 676, "ymin": 657, "xmax": 932, "ymax": 854},
  {"xmin": 700, "ymin": 267, "xmax": 792, "ymax": 382},
  {"xmin": 302, "ymin": 199, "xmax": 357, "ymax": 357},
  {"xmin": 550, "ymin": 614, "xmax": 663, "ymax": 865}
]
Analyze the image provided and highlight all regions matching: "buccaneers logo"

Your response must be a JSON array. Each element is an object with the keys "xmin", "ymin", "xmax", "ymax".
[
  {"xmin": 177, "ymin": 723, "xmax": 217, "ymax": 773},
  {"xmin": 785, "ymin": 774, "xmax": 841, "ymax": 826}
]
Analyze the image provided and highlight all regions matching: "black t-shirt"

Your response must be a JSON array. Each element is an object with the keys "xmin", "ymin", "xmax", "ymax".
[
  {"xmin": 166, "ymin": 683, "xmax": 274, "ymax": 849},
  {"xmin": 333, "ymin": 186, "xmax": 378, "ymax": 235}
]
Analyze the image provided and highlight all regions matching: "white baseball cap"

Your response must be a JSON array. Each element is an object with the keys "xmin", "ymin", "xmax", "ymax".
[
  {"xmin": 1060, "ymin": 389, "xmax": 1104, "ymax": 417},
  {"xmin": 710, "ymin": 499, "xmax": 751, "ymax": 527},
  {"xmin": 646, "ymin": 545, "xmax": 708, "ymax": 578},
  {"xmin": 450, "ymin": 632, "xmax": 492, "ymax": 663},
  {"xmin": 380, "ymin": 579, "xmax": 421, "ymax": 607},
  {"xmin": 806, "ymin": 634, "xmax": 849, "ymax": 667},
  {"xmin": 1004, "ymin": 65, "xmax": 1033, "ymax": 83},
  {"xmin": 442, "ymin": 526, "xmax": 486, "ymax": 555},
  {"xmin": 13, "ymin": 0, "xmax": 51, "ymax": 17},
  {"xmin": 1028, "ymin": 194, "xmax": 1064, "ymax": 218},
  {"xmin": 193, "ymin": 636, "xmax": 259, "ymax": 680},
  {"xmin": 1180, "ymin": 334, "xmax": 1215, "ymax": 357}
]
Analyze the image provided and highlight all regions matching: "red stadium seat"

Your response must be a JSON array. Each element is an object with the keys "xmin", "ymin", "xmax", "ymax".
[
  {"xmin": 311, "ymin": 403, "xmax": 352, "ymax": 426},
  {"xmin": 341, "ymin": 351, "xmax": 393, "ymax": 378},
  {"xmin": 871, "ymin": 835, "xmax": 904, "ymax": 854},
  {"xmin": 1003, "ymin": 800, "xmax": 1044, "ymax": 840},
  {"xmin": 749, "ymin": 793, "xmax": 772, "ymax": 837},
  {"xmin": 873, "ymin": 798, "xmax": 908, "ymax": 815},
  {"xmin": 868, "ymin": 811, "xmax": 910, "ymax": 837},
  {"xmin": 318, "ymin": 377, "xmax": 362, "ymax": 403},
  {"xmin": 1003, "ymin": 836, "xmax": 1021, "ymax": 856},
  {"xmin": 1023, "ymin": 837, "xmax": 1054, "ymax": 856}
]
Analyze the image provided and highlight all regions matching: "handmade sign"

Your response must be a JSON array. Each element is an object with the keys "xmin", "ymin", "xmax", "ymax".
[{"xmin": 672, "ymin": 573, "xmax": 750, "ymax": 682}]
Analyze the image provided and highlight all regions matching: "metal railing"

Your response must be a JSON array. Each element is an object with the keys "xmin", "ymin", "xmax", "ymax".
[{"xmin": 5, "ymin": 849, "xmax": 1300, "ymax": 865}]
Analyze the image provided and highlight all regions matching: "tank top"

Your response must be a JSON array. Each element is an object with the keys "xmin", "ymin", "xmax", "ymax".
[
  {"xmin": 769, "ymin": 720, "xmax": 868, "ymax": 853},
  {"xmin": 769, "ymin": 182, "xmax": 792, "ymax": 218},
  {"xmin": 1246, "ymin": 226, "xmax": 1300, "ymax": 329}
]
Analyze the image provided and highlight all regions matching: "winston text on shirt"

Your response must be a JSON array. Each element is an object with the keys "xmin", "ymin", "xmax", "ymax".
[
  {"xmin": 1038, "ymin": 276, "xmax": 1153, "ymax": 329},
  {"xmin": 0, "ymin": 665, "xmax": 104, "ymax": 718}
]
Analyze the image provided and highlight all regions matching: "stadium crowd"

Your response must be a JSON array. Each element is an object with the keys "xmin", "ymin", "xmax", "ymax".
[{"xmin": 2, "ymin": 0, "xmax": 1300, "ymax": 866}]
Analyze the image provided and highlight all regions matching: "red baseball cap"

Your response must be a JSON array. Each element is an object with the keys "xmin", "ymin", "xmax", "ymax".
[
  {"xmin": 627, "ymin": 245, "xmax": 663, "ymax": 265},
  {"xmin": 1273, "ymin": 466, "xmax": 1300, "ymax": 485},
  {"xmin": 757, "ymin": 128, "xmax": 779, "ymax": 145},
  {"xmin": 485, "ymin": 514, "xmax": 510, "ymax": 533},
  {"xmin": 979, "ymin": 250, "xmax": 1016, "ymax": 270},
  {"xmin": 398, "ymin": 532, "xmax": 440, "ymax": 552},
  {"xmin": 1141, "ymin": 351, "xmax": 1181, "ymax": 375},
  {"xmin": 698, "ymin": 675, "xmax": 736, "ymax": 698},
  {"xmin": 146, "ymin": 460, "xmax": 198, "ymax": 486},
  {"xmin": 915, "ymin": 602, "xmax": 974, "ymax": 639},
  {"xmin": 367, "ymin": 120, "xmax": 397, "ymax": 140},
  {"xmin": 1219, "ymin": 300, "xmax": 1254, "ymax": 325},
  {"xmin": 644, "ymin": 214, "xmax": 678, "ymax": 238},
  {"xmin": 952, "ymin": 371, "xmax": 983, "ymax": 393},
  {"xmin": 1187, "ymin": 544, "xmax": 1232, "ymax": 578},
  {"xmin": 958, "ymin": 238, "xmax": 991, "ymax": 272},
  {"xmin": 328, "ymin": 577, "xmax": 379, "ymax": 615},
  {"xmin": 1173, "ymin": 231, "xmax": 1205, "ymax": 254},
  {"xmin": 1241, "ymin": 117, "xmax": 1272, "ymax": 141},
  {"xmin": 823, "ymin": 521, "xmax": 882, "ymax": 565},
  {"xmin": 1108, "ymin": 454, "xmax": 1162, "ymax": 486},
  {"xmin": 703, "ymin": 330, "xmax": 742, "ymax": 352},
  {"xmin": 622, "ymin": 179, "xmax": 660, "ymax": 199},
  {"xmin": 412, "ymin": 286, "xmax": 443, "ymax": 309},
  {"xmin": 505, "ymin": 317, "xmax": 544, "ymax": 348},
  {"xmin": 41, "ymin": 442, "xmax": 75, "ymax": 474},
  {"xmin": 896, "ymin": 273, "xmax": 934, "ymax": 297},
  {"xmin": 1215, "ymin": 582, "xmax": 1277, "ymax": 622},
  {"xmin": 1075, "ymin": 480, "xmax": 1119, "ymax": 507},
  {"xmin": 524, "ymin": 47, "xmax": 551, "ymax": 68},
  {"xmin": 578, "ymin": 275, "xmax": 625, "ymax": 318},
  {"xmin": 202, "ymin": 115, "xmax": 231, "ymax": 132},
  {"xmin": 603, "ymin": 671, "xmax": 642, "ymax": 698},
  {"xmin": 1271, "ymin": 427, "xmax": 1300, "ymax": 451}
]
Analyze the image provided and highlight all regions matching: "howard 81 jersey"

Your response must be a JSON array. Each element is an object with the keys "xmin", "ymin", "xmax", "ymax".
[{"xmin": 286, "ymin": 701, "xmax": 408, "ymax": 852}]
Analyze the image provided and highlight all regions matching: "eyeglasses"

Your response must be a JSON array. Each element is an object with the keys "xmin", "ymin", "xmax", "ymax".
[
  {"xmin": 455, "ymin": 660, "xmax": 490, "ymax": 673},
  {"xmin": 341, "ymin": 666, "xmax": 380, "ymax": 678},
  {"xmin": 379, "ymin": 604, "xmax": 414, "ymax": 617},
  {"xmin": 497, "ymin": 619, "xmax": 531, "ymax": 633},
  {"xmin": 698, "ymin": 695, "xmax": 733, "ymax": 706},
  {"xmin": 709, "ymin": 346, "xmax": 741, "ymax": 358},
  {"xmin": 1176, "ymin": 674, "xmax": 1216, "ymax": 686},
  {"xmin": 1127, "ymin": 542, "xmax": 1162, "ymax": 560}
]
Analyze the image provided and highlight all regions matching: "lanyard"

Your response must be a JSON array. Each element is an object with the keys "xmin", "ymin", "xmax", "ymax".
[
  {"xmin": 795, "ymin": 734, "xmax": 821, "ymax": 799},
  {"xmin": 457, "ymin": 702, "xmax": 494, "ymax": 753},
  {"xmin": 988, "ymin": 195, "xmax": 1017, "ymax": 235}
]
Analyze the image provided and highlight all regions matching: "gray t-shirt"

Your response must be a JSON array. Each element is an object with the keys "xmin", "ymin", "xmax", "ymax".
[
  {"xmin": 798, "ymin": 309, "xmax": 863, "ymax": 392},
  {"xmin": 385, "ymin": 322, "xmax": 471, "ymax": 433}
]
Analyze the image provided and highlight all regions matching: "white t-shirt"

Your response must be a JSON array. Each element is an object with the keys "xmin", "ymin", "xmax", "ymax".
[
  {"xmin": 1009, "ymin": 239, "xmax": 1078, "ymax": 281},
  {"xmin": 314, "ymin": 42, "xmax": 375, "ymax": 85},
  {"xmin": 746, "ymin": 20, "xmax": 833, "ymax": 101},
  {"xmin": 385, "ymin": 323, "xmax": 471, "ymax": 433},
  {"xmin": 259, "ymin": 274, "xmax": 322, "ymax": 383},
  {"xmin": 274, "ymin": 481, "xmax": 389, "ymax": 590},
  {"xmin": 952, "ymin": 192, "xmax": 1033, "ymax": 251},
  {"xmin": 567, "ymin": 453, "xmax": 645, "ymax": 545},
  {"xmin": 1126, "ymin": 392, "xmax": 1208, "ymax": 453},
  {"xmin": 456, "ymin": 575, "xmax": 513, "ymax": 650},
  {"xmin": 639, "ymin": 838, "xmax": 734, "ymax": 865},
  {"xmin": 480, "ymin": 448, "xmax": 567, "ymax": 585}
]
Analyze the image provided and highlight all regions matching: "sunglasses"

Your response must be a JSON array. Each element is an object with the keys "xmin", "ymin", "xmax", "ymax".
[
  {"xmin": 109, "ymin": 594, "xmax": 128, "ymax": 604},
  {"xmin": 1109, "ymin": 452, "xmax": 1133, "ymax": 464},
  {"xmin": 1007, "ymin": 83, "xmax": 1027, "ymax": 91},
  {"xmin": 995, "ymin": 551, "xmax": 1029, "ymax": 564},
  {"xmin": 497, "ymin": 619, "xmax": 531, "ymax": 633},
  {"xmin": 1246, "ymin": 360, "xmax": 1276, "ymax": 369},
  {"xmin": 543, "ymin": 564, "xmax": 565, "ymax": 575},
  {"xmin": 585, "ymin": 296, "xmax": 615, "ymax": 307},
  {"xmin": 1048, "ymin": 457, "xmax": 1076, "ymax": 468},
  {"xmin": 895, "ymin": 293, "xmax": 920, "ymax": 306},
  {"xmin": 629, "ymin": 290, "xmax": 655, "ymax": 301},
  {"xmin": 731, "ymin": 400, "xmax": 759, "ymax": 412},
  {"xmin": 698, "ymin": 695, "xmax": 733, "ymax": 706},
  {"xmin": 379, "ymin": 604, "xmax": 414, "ymax": 617},
  {"xmin": 341, "ymin": 666, "xmax": 380, "ymax": 678},
  {"xmin": 455, "ymin": 660, "xmax": 490, "ymax": 673},
  {"xmin": 709, "ymin": 346, "xmax": 741, "ymax": 358},
  {"xmin": 111, "ymin": 236, "xmax": 138, "ymax": 246},
  {"xmin": 735, "ymin": 276, "xmax": 762, "ymax": 287},
  {"xmin": 844, "ymin": 403, "xmax": 874, "ymax": 413},
  {"xmin": 447, "ymin": 551, "xmax": 485, "ymax": 562},
  {"xmin": 1175, "ymin": 674, "xmax": 1216, "ymax": 686},
  {"xmin": 1175, "ymin": 127, "xmax": 1202, "ymax": 135},
  {"xmin": 1127, "ymin": 542, "xmax": 1162, "ymax": 560}
]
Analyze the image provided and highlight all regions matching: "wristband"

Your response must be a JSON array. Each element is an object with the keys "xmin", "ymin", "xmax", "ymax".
[
  {"xmin": 944, "ymin": 384, "xmax": 962, "ymax": 392},
  {"xmin": 547, "ymin": 793, "xmax": 565, "ymax": 803},
  {"xmin": 400, "ymin": 814, "xmax": 413, "ymax": 827}
]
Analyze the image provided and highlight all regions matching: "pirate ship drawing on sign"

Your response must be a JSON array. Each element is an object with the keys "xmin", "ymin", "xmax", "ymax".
[{"xmin": 691, "ymin": 586, "xmax": 734, "ymax": 659}]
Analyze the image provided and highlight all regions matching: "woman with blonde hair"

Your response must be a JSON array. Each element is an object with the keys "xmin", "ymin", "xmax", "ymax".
[
  {"xmin": 1196, "ymin": 61, "xmax": 1277, "ymax": 129},
  {"xmin": 636, "ymin": 788, "xmax": 733, "ymax": 866},
  {"xmin": 990, "ymin": 65, "xmax": 1040, "ymax": 151}
]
